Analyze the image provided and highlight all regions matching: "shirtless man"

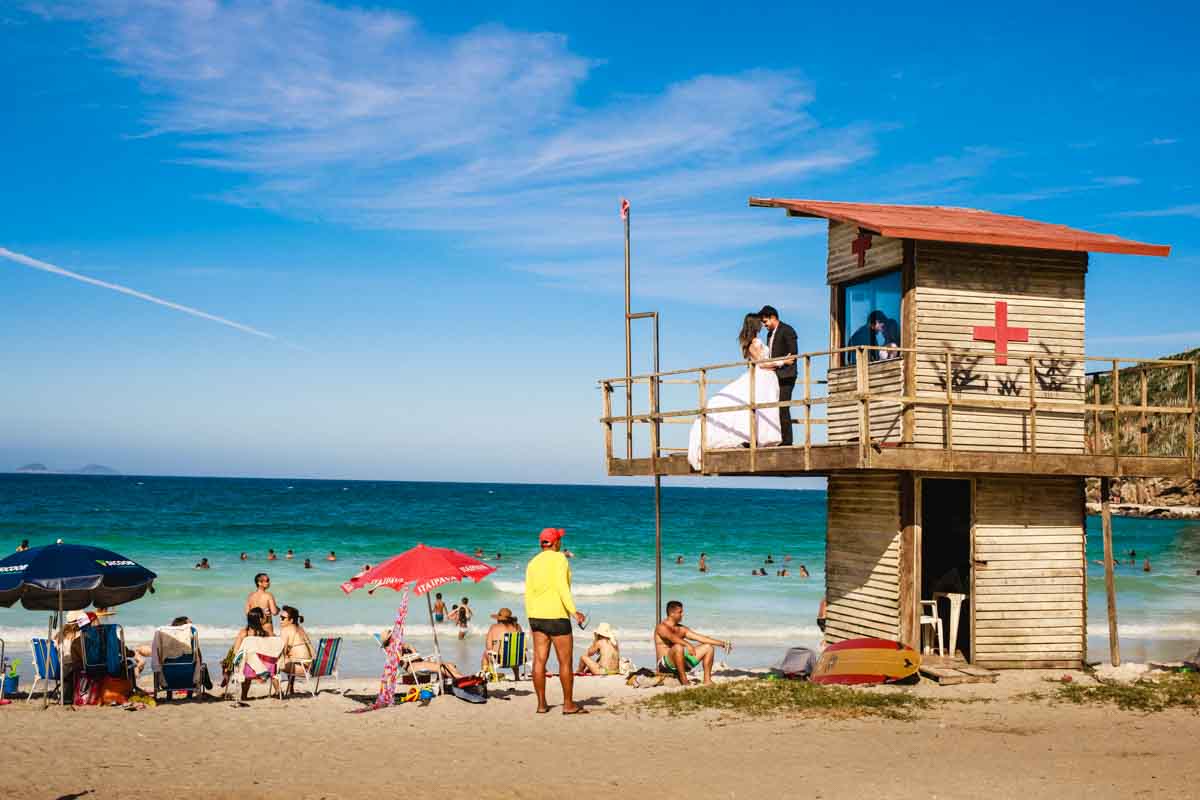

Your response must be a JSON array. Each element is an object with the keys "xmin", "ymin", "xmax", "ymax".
[
  {"xmin": 482, "ymin": 607, "xmax": 522, "ymax": 680},
  {"xmin": 654, "ymin": 600, "xmax": 730, "ymax": 686},
  {"xmin": 245, "ymin": 573, "xmax": 279, "ymax": 636}
]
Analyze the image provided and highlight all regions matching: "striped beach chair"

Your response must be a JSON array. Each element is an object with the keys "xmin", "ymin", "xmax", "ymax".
[
  {"xmin": 288, "ymin": 637, "xmax": 342, "ymax": 697},
  {"xmin": 484, "ymin": 631, "xmax": 529, "ymax": 682},
  {"xmin": 28, "ymin": 638, "xmax": 61, "ymax": 703}
]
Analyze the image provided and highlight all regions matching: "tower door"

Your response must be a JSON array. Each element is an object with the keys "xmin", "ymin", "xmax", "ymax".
[{"xmin": 920, "ymin": 478, "xmax": 973, "ymax": 660}]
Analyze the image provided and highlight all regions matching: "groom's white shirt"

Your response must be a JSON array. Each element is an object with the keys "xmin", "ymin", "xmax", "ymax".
[{"xmin": 767, "ymin": 328, "xmax": 776, "ymax": 353}]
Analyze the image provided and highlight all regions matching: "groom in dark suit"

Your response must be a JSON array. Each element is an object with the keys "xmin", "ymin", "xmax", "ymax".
[{"xmin": 759, "ymin": 305, "xmax": 798, "ymax": 446}]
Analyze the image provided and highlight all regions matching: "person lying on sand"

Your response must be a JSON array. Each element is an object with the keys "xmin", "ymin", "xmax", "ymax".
[
  {"xmin": 654, "ymin": 601, "xmax": 730, "ymax": 686},
  {"xmin": 577, "ymin": 623, "xmax": 620, "ymax": 675}
]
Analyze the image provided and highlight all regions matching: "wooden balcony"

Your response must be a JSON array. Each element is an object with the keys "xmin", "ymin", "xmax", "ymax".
[{"xmin": 599, "ymin": 346, "xmax": 1197, "ymax": 479}]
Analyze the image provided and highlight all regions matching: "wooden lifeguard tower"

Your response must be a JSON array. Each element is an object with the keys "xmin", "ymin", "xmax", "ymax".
[{"xmin": 600, "ymin": 199, "xmax": 1188, "ymax": 670}]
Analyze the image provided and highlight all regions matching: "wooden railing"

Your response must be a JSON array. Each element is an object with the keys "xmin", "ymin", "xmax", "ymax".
[{"xmin": 599, "ymin": 346, "xmax": 1197, "ymax": 475}]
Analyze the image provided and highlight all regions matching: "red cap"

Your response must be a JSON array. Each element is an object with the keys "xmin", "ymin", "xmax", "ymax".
[{"xmin": 538, "ymin": 527, "xmax": 564, "ymax": 546}]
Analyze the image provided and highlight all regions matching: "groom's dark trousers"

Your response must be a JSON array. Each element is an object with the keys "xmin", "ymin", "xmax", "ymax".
[
  {"xmin": 769, "ymin": 320, "xmax": 799, "ymax": 446},
  {"xmin": 777, "ymin": 378, "xmax": 796, "ymax": 446}
]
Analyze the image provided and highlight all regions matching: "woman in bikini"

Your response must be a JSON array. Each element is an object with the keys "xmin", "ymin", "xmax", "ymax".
[
  {"xmin": 224, "ymin": 607, "xmax": 274, "ymax": 698},
  {"xmin": 278, "ymin": 605, "xmax": 314, "ymax": 696}
]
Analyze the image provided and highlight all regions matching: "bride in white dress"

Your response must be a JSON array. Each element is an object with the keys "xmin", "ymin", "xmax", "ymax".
[{"xmin": 688, "ymin": 313, "xmax": 783, "ymax": 470}]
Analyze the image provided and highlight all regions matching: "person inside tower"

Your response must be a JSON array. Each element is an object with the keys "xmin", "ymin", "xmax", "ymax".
[{"xmin": 847, "ymin": 310, "xmax": 899, "ymax": 363}]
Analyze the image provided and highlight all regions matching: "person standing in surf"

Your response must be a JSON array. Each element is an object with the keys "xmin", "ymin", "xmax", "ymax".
[
  {"xmin": 245, "ymin": 573, "xmax": 279, "ymax": 636},
  {"xmin": 525, "ymin": 527, "xmax": 587, "ymax": 715}
]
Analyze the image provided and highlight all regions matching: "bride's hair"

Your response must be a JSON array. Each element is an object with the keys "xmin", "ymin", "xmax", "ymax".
[{"xmin": 738, "ymin": 313, "xmax": 762, "ymax": 358}]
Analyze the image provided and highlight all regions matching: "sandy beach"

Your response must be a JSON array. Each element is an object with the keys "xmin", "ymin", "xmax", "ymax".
[{"xmin": 5, "ymin": 668, "xmax": 1198, "ymax": 800}]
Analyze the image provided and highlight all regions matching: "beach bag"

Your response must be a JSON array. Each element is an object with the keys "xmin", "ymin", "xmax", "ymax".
[
  {"xmin": 775, "ymin": 646, "xmax": 818, "ymax": 679},
  {"xmin": 449, "ymin": 675, "xmax": 488, "ymax": 704},
  {"xmin": 74, "ymin": 674, "xmax": 102, "ymax": 706}
]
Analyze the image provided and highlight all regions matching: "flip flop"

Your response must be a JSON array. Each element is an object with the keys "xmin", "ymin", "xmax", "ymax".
[
  {"xmin": 536, "ymin": 707, "xmax": 550, "ymax": 714},
  {"xmin": 562, "ymin": 706, "xmax": 589, "ymax": 715}
]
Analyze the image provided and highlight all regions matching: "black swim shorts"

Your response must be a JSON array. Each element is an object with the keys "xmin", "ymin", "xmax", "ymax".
[{"xmin": 528, "ymin": 617, "xmax": 572, "ymax": 637}]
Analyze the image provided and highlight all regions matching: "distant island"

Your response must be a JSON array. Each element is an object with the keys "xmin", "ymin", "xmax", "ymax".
[{"xmin": 13, "ymin": 463, "xmax": 121, "ymax": 475}]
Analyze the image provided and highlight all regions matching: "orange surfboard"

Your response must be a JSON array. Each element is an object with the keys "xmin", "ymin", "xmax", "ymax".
[{"xmin": 811, "ymin": 638, "xmax": 921, "ymax": 685}]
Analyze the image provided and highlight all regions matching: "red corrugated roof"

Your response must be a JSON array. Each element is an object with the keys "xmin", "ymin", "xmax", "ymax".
[{"xmin": 749, "ymin": 198, "xmax": 1170, "ymax": 257}]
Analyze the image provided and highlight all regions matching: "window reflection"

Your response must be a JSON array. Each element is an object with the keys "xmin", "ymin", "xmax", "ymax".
[{"xmin": 842, "ymin": 270, "xmax": 901, "ymax": 365}]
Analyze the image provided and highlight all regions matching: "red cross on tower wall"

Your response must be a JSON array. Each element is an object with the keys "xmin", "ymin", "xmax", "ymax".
[
  {"xmin": 850, "ymin": 230, "xmax": 873, "ymax": 268},
  {"xmin": 973, "ymin": 301, "xmax": 1029, "ymax": 365}
]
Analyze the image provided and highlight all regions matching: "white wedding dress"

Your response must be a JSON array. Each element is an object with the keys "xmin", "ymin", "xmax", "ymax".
[{"xmin": 687, "ymin": 339, "xmax": 782, "ymax": 470}]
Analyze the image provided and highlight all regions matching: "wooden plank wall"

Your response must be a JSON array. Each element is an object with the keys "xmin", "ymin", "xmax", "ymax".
[
  {"xmin": 973, "ymin": 476, "xmax": 1086, "ymax": 669},
  {"xmin": 827, "ymin": 221, "xmax": 904, "ymax": 284},
  {"xmin": 913, "ymin": 242, "xmax": 1087, "ymax": 453},
  {"xmin": 825, "ymin": 473, "xmax": 901, "ymax": 642},
  {"xmin": 827, "ymin": 360, "xmax": 905, "ymax": 445}
]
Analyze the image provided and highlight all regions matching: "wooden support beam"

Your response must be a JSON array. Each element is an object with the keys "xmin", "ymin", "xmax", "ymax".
[
  {"xmin": 1189, "ymin": 363, "xmax": 1197, "ymax": 479},
  {"xmin": 698, "ymin": 369, "xmax": 707, "ymax": 474},
  {"xmin": 749, "ymin": 361, "xmax": 757, "ymax": 473},
  {"xmin": 803, "ymin": 355, "xmax": 812, "ymax": 471},
  {"xmin": 1140, "ymin": 368, "xmax": 1148, "ymax": 456},
  {"xmin": 1028, "ymin": 356, "xmax": 1037, "ymax": 454},
  {"xmin": 1100, "ymin": 475, "xmax": 1120, "ymax": 667},
  {"xmin": 602, "ymin": 382, "xmax": 613, "ymax": 462},
  {"xmin": 944, "ymin": 354, "xmax": 954, "ymax": 452},
  {"xmin": 1111, "ymin": 361, "xmax": 1121, "ymax": 473}
]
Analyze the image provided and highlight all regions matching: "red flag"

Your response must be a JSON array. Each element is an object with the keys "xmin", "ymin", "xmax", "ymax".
[{"xmin": 620, "ymin": 198, "xmax": 630, "ymax": 220}]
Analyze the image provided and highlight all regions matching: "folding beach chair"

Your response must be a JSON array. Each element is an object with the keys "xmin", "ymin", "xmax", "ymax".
[
  {"xmin": 28, "ymin": 638, "xmax": 61, "ymax": 704},
  {"xmin": 223, "ymin": 636, "xmax": 283, "ymax": 700},
  {"xmin": 152, "ymin": 624, "xmax": 203, "ymax": 701},
  {"xmin": 398, "ymin": 648, "xmax": 443, "ymax": 696},
  {"xmin": 286, "ymin": 636, "xmax": 342, "ymax": 697},
  {"xmin": 82, "ymin": 624, "xmax": 130, "ymax": 680},
  {"xmin": 483, "ymin": 631, "xmax": 529, "ymax": 682}
]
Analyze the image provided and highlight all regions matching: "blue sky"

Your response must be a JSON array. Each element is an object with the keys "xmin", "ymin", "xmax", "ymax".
[{"xmin": 1, "ymin": 1, "xmax": 1197, "ymax": 483}]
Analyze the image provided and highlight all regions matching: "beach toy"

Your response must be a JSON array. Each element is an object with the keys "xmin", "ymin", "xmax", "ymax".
[{"xmin": 811, "ymin": 638, "xmax": 920, "ymax": 686}]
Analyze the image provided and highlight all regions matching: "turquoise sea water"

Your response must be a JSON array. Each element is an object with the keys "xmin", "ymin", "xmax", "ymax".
[{"xmin": 0, "ymin": 474, "xmax": 1196, "ymax": 678}]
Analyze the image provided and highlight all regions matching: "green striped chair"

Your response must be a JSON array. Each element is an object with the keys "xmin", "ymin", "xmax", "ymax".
[
  {"xmin": 287, "ymin": 637, "xmax": 342, "ymax": 697},
  {"xmin": 484, "ymin": 631, "xmax": 528, "ymax": 682}
]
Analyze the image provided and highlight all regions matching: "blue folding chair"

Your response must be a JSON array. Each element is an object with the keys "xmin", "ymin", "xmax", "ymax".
[
  {"xmin": 82, "ymin": 624, "xmax": 129, "ymax": 680},
  {"xmin": 28, "ymin": 638, "xmax": 61, "ymax": 703},
  {"xmin": 153, "ymin": 625, "xmax": 203, "ymax": 700}
]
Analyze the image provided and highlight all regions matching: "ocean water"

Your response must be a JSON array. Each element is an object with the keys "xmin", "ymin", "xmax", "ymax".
[{"xmin": 0, "ymin": 474, "xmax": 1197, "ymax": 679}]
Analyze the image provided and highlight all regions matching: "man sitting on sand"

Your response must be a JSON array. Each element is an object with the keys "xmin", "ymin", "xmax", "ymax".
[
  {"xmin": 654, "ymin": 600, "xmax": 730, "ymax": 686},
  {"xmin": 577, "ymin": 623, "xmax": 620, "ymax": 675}
]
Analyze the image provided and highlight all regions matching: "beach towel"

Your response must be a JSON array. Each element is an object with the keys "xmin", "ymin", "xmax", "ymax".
[
  {"xmin": 240, "ymin": 636, "xmax": 283, "ymax": 677},
  {"xmin": 775, "ymin": 646, "xmax": 817, "ymax": 679},
  {"xmin": 152, "ymin": 625, "xmax": 201, "ymax": 686},
  {"xmin": 354, "ymin": 591, "xmax": 411, "ymax": 712}
]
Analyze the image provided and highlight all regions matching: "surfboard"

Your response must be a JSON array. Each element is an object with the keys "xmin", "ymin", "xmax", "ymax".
[{"xmin": 811, "ymin": 638, "xmax": 921, "ymax": 685}]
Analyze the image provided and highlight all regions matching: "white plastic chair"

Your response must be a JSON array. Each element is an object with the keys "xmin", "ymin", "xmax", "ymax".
[{"xmin": 919, "ymin": 601, "xmax": 944, "ymax": 656}]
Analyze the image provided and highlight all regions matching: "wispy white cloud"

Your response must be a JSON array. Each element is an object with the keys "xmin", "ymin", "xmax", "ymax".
[
  {"xmin": 0, "ymin": 246, "xmax": 296, "ymax": 347},
  {"xmin": 984, "ymin": 175, "xmax": 1141, "ymax": 205},
  {"xmin": 1088, "ymin": 330, "xmax": 1200, "ymax": 345},
  {"xmin": 1146, "ymin": 137, "xmax": 1179, "ymax": 146},
  {"xmin": 1115, "ymin": 204, "xmax": 1200, "ymax": 219},
  {"xmin": 31, "ymin": 0, "xmax": 875, "ymax": 305}
]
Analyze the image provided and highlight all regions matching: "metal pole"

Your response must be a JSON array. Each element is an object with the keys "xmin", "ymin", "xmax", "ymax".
[
  {"xmin": 426, "ymin": 592, "xmax": 444, "ymax": 695},
  {"xmin": 1100, "ymin": 476, "xmax": 1120, "ymax": 666},
  {"xmin": 653, "ymin": 311, "xmax": 662, "ymax": 626},
  {"xmin": 57, "ymin": 590, "xmax": 64, "ymax": 707},
  {"xmin": 624, "ymin": 204, "xmax": 633, "ymax": 460}
]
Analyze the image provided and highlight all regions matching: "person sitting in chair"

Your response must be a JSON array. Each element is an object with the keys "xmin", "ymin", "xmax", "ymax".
[
  {"xmin": 481, "ymin": 607, "xmax": 523, "ymax": 680},
  {"xmin": 653, "ymin": 601, "xmax": 730, "ymax": 686}
]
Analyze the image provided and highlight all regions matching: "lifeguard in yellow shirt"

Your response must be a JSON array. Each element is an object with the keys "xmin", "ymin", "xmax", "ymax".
[{"xmin": 525, "ymin": 527, "xmax": 587, "ymax": 715}]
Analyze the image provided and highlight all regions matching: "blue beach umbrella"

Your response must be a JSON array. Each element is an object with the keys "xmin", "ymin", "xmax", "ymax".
[
  {"xmin": 0, "ymin": 543, "xmax": 156, "ymax": 706},
  {"xmin": 0, "ymin": 543, "xmax": 156, "ymax": 611}
]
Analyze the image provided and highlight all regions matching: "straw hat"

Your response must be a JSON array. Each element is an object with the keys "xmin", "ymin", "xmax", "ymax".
[
  {"xmin": 490, "ymin": 607, "xmax": 518, "ymax": 624},
  {"xmin": 593, "ymin": 622, "xmax": 618, "ymax": 644}
]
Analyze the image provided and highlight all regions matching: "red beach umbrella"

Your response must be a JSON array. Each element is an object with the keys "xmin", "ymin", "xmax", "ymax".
[
  {"xmin": 340, "ymin": 544, "xmax": 496, "ymax": 670},
  {"xmin": 340, "ymin": 544, "xmax": 496, "ymax": 596}
]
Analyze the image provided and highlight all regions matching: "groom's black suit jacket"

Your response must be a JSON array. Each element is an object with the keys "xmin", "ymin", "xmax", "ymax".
[{"xmin": 768, "ymin": 321, "xmax": 798, "ymax": 381}]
